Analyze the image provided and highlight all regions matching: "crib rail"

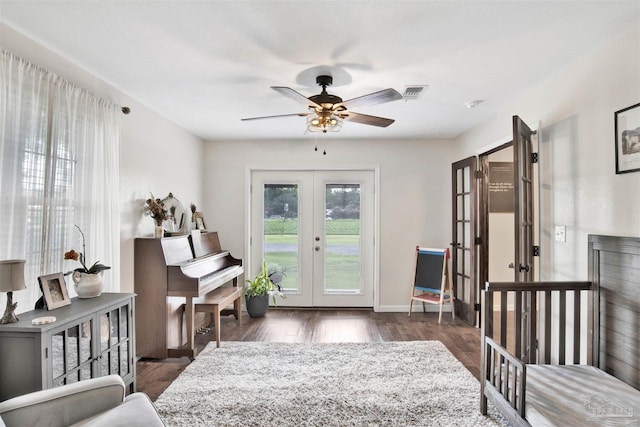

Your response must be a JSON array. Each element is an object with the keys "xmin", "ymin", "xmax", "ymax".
[
  {"xmin": 484, "ymin": 337, "xmax": 527, "ymax": 423},
  {"xmin": 480, "ymin": 280, "xmax": 594, "ymax": 422}
]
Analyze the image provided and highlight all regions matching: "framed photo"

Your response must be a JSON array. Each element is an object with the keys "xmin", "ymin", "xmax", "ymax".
[
  {"xmin": 38, "ymin": 273, "xmax": 71, "ymax": 310},
  {"xmin": 193, "ymin": 211, "xmax": 207, "ymax": 231},
  {"xmin": 615, "ymin": 102, "xmax": 640, "ymax": 174}
]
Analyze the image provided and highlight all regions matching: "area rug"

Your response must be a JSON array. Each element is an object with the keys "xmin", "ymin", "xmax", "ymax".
[{"xmin": 154, "ymin": 341, "xmax": 506, "ymax": 426}]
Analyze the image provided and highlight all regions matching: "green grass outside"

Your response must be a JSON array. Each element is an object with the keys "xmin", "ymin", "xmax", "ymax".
[
  {"xmin": 265, "ymin": 251, "xmax": 360, "ymax": 291},
  {"xmin": 264, "ymin": 218, "xmax": 360, "ymax": 235},
  {"xmin": 264, "ymin": 219, "xmax": 362, "ymax": 291},
  {"xmin": 264, "ymin": 219, "xmax": 360, "ymax": 289}
]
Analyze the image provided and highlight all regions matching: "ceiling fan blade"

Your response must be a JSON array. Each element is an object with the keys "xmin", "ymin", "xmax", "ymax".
[
  {"xmin": 241, "ymin": 112, "xmax": 311, "ymax": 121},
  {"xmin": 338, "ymin": 88, "xmax": 403, "ymax": 111},
  {"xmin": 342, "ymin": 111, "xmax": 396, "ymax": 127},
  {"xmin": 271, "ymin": 86, "xmax": 322, "ymax": 109}
]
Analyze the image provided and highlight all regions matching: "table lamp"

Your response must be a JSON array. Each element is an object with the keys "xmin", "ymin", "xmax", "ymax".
[{"xmin": 0, "ymin": 259, "xmax": 26, "ymax": 324}]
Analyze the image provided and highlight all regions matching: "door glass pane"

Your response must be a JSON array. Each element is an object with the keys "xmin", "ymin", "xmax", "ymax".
[
  {"xmin": 463, "ymin": 166, "xmax": 470, "ymax": 189},
  {"xmin": 80, "ymin": 320, "xmax": 92, "ymax": 363},
  {"xmin": 263, "ymin": 184, "xmax": 299, "ymax": 291},
  {"xmin": 121, "ymin": 341, "xmax": 130, "ymax": 376},
  {"xmin": 109, "ymin": 309, "xmax": 119, "ymax": 346},
  {"xmin": 100, "ymin": 313, "xmax": 109, "ymax": 352},
  {"xmin": 66, "ymin": 325, "xmax": 79, "ymax": 371},
  {"xmin": 52, "ymin": 331, "xmax": 65, "ymax": 378},
  {"xmin": 324, "ymin": 183, "xmax": 361, "ymax": 293},
  {"xmin": 464, "ymin": 194, "xmax": 470, "ymax": 220}
]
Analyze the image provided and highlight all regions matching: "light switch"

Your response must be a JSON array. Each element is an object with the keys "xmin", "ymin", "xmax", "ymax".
[{"xmin": 555, "ymin": 225, "xmax": 566, "ymax": 242}]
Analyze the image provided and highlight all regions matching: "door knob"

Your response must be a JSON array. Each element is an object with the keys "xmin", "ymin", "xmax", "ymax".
[
  {"xmin": 315, "ymin": 236, "xmax": 320, "ymax": 241},
  {"xmin": 315, "ymin": 246, "xmax": 320, "ymax": 251}
]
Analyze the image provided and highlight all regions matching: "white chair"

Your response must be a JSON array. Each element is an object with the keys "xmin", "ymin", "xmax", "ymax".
[{"xmin": 0, "ymin": 375, "xmax": 164, "ymax": 427}]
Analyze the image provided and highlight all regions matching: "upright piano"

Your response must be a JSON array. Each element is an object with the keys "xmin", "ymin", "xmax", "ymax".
[{"xmin": 134, "ymin": 232, "xmax": 243, "ymax": 359}]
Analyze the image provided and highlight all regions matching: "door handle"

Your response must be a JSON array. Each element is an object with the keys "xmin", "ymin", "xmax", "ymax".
[{"xmin": 508, "ymin": 262, "xmax": 530, "ymax": 272}]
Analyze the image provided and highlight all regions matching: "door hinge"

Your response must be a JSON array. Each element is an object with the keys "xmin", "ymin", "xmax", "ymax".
[
  {"xmin": 533, "ymin": 246, "xmax": 540, "ymax": 256},
  {"xmin": 531, "ymin": 152, "xmax": 539, "ymax": 163},
  {"xmin": 475, "ymin": 237, "xmax": 482, "ymax": 245},
  {"xmin": 474, "ymin": 303, "xmax": 481, "ymax": 312},
  {"xmin": 474, "ymin": 170, "xmax": 483, "ymax": 179}
]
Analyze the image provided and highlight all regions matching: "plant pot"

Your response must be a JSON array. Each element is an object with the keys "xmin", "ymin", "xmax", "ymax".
[
  {"xmin": 72, "ymin": 271, "xmax": 104, "ymax": 298},
  {"xmin": 245, "ymin": 294, "xmax": 269, "ymax": 318}
]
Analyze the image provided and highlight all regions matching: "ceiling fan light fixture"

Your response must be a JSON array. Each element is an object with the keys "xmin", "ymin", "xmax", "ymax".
[{"xmin": 307, "ymin": 113, "xmax": 343, "ymax": 133}]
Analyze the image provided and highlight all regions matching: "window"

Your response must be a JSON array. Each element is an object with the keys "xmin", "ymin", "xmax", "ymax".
[{"xmin": 1, "ymin": 50, "xmax": 120, "ymax": 312}]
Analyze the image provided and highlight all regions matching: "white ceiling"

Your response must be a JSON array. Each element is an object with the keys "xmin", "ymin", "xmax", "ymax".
[{"xmin": 1, "ymin": 1, "xmax": 638, "ymax": 141}]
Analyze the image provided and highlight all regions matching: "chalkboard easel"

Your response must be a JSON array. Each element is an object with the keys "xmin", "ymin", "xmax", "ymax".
[{"xmin": 408, "ymin": 246, "xmax": 455, "ymax": 323}]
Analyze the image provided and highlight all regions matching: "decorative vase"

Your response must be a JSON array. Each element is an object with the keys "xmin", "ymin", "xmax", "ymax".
[
  {"xmin": 154, "ymin": 225, "xmax": 164, "ymax": 238},
  {"xmin": 72, "ymin": 271, "xmax": 104, "ymax": 298},
  {"xmin": 245, "ymin": 294, "xmax": 269, "ymax": 318}
]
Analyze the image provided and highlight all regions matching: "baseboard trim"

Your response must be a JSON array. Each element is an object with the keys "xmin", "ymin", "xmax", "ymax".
[{"xmin": 378, "ymin": 304, "xmax": 453, "ymax": 313}]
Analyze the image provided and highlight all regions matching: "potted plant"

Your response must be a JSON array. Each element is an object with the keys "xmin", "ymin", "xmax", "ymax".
[
  {"xmin": 243, "ymin": 261, "xmax": 285, "ymax": 318},
  {"xmin": 64, "ymin": 225, "xmax": 111, "ymax": 298}
]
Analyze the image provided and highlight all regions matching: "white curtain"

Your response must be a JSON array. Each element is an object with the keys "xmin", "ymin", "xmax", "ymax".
[{"xmin": 0, "ymin": 50, "xmax": 120, "ymax": 313}]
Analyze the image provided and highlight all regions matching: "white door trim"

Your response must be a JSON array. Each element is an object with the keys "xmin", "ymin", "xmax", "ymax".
[{"xmin": 245, "ymin": 165, "xmax": 380, "ymax": 311}]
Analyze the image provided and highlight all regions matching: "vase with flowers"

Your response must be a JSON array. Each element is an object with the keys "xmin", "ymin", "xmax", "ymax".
[
  {"xmin": 144, "ymin": 194, "xmax": 168, "ymax": 238},
  {"xmin": 64, "ymin": 225, "xmax": 111, "ymax": 298}
]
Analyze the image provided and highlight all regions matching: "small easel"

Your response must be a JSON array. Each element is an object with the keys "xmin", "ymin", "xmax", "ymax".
[{"xmin": 408, "ymin": 246, "xmax": 455, "ymax": 323}]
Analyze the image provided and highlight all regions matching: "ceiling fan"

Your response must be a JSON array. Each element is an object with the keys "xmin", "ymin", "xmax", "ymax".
[{"xmin": 241, "ymin": 75, "xmax": 403, "ymax": 133}]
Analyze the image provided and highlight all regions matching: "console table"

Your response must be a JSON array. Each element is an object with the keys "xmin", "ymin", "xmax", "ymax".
[{"xmin": 0, "ymin": 293, "xmax": 135, "ymax": 401}]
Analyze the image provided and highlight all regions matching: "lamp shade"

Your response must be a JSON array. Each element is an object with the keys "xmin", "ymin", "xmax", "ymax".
[{"xmin": 0, "ymin": 259, "xmax": 26, "ymax": 292}]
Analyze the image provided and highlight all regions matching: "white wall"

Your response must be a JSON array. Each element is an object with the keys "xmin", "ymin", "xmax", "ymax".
[
  {"xmin": 203, "ymin": 138, "xmax": 454, "ymax": 309},
  {"xmin": 5, "ymin": 16, "xmax": 637, "ymax": 312},
  {"xmin": 454, "ymin": 21, "xmax": 640, "ymax": 281},
  {"xmin": 1, "ymin": 23, "xmax": 204, "ymax": 297}
]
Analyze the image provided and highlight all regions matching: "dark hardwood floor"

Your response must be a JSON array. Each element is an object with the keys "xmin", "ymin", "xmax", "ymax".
[{"xmin": 136, "ymin": 309, "xmax": 481, "ymax": 401}]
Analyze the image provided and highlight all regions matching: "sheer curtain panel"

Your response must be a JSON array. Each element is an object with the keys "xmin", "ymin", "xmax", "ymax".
[{"xmin": 0, "ymin": 50, "xmax": 120, "ymax": 313}]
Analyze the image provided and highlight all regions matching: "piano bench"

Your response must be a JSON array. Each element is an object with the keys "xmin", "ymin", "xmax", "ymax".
[{"xmin": 194, "ymin": 286, "xmax": 243, "ymax": 348}]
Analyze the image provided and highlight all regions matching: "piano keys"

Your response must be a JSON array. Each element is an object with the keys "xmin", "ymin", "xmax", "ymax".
[{"xmin": 134, "ymin": 232, "xmax": 243, "ymax": 359}]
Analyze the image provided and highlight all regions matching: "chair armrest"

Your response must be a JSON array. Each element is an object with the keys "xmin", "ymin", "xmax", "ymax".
[{"xmin": 0, "ymin": 375, "xmax": 125, "ymax": 427}]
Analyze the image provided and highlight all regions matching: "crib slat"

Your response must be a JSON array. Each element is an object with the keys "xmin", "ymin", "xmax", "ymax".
[
  {"xmin": 515, "ymin": 291, "xmax": 522, "ymax": 359},
  {"xmin": 573, "ymin": 291, "xmax": 581, "ymax": 364},
  {"xmin": 558, "ymin": 290, "xmax": 566, "ymax": 364},
  {"xmin": 528, "ymin": 291, "xmax": 537, "ymax": 364},
  {"xmin": 500, "ymin": 291, "xmax": 508, "ymax": 347},
  {"xmin": 543, "ymin": 290, "xmax": 552, "ymax": 363}
]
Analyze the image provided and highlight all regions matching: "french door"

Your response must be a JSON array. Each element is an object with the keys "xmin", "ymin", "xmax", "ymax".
[
  {"xmin": 452, "ymin": 115, "xmax": 537, "ymax": 327},
  {"xmin": 250, "ymin": 170, "xmax": 375, "ymax": 307},
  {"xmin": 451, "ymin": 157, "xmax": 477, "ymax": 325}
]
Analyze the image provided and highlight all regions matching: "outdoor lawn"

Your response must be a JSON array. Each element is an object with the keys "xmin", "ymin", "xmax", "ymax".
[{"xmin": 264, "ymin": 218, "xmax": 361, "ymax": 291}]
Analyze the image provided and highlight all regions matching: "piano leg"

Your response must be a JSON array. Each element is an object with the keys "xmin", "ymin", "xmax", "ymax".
[{"xmin": 185, "ymin": 296, "xmax": 195, "ymax": 360}]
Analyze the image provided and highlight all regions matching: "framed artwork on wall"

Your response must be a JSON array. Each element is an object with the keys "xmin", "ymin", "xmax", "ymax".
[
  {"xmin": 38, "ymin": 273, "xmax": 71, "ymax": 310},
  {"xmin": 615, "ymin": 102, "xmax": 640, "ymax": 174}
]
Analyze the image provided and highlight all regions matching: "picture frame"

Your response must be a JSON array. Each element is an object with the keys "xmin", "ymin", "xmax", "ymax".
[
  {"xmin": 38, "ymin": 273, "xmax": 71, "ymax": 310},
  {"xmin": 193, "ymin": 211, "xmax": 207, "ymax": 231},
  {"xmin": 615, "ymin": 102, "xmax": 640, "ymax": 174}
]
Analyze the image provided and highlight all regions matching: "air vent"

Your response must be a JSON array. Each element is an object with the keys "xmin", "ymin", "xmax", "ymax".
[{"xmin": 402, "ymin": 85, "xmax": 428, "ymax": 100}]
